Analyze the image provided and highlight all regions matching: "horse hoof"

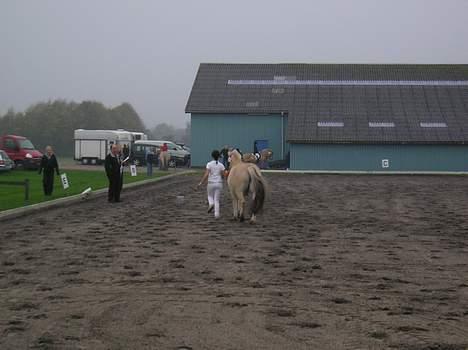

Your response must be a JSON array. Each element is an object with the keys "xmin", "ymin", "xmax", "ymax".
[
  {"xmin": 239, "ymin": 216, "xmax": 245, "ymax": 222},
  {"xmin": 249, "ymin": 218, "xmax": 256, "ymax": 224}
]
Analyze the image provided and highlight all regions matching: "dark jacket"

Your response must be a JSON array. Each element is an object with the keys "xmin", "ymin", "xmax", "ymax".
[
  {"xmin": 38, "ymin": 154, "xmax": 60, "ymax": 176},
  {"xmin": 220, "ymin": 148, "xmax": 229, "ymax": 159},
  {"xmin": 105, "ymin": 153, "xmax": 121, "ymax": 179},
  {"xmin": 146, "ymin": 152, "xmax": 154, "ymax": 164}
]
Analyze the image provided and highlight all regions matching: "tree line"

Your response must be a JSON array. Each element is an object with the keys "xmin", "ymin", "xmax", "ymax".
[{"xmin": 0, "ymin": 100, "xmax": 189, "ymax": 156}]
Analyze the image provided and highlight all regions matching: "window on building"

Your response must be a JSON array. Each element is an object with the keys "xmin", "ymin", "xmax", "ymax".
[
  {"xmin": 245, "ymin": 101, "xmax": 259, "ymax": 108},
  {"xmin": 369, "ymin": 122, "xmax": 395, "ymax": 128},
  {"xmin": 272, "ymin": 88, "xmax": 285, "ymax": 94},
  {"xmin": 317, "ymin": 121, "xmax": 344, "ymax": 127},
  {"xmin": 420, "ymin": 122, "xmax": 447, "ymax": 128},
  {"xmin": 274, "ymin": 75, "xmax": 296, "ymax": 81},
  {"xmin": 228, "ymin": 79, "xmax": 468, "ymax": 87}
]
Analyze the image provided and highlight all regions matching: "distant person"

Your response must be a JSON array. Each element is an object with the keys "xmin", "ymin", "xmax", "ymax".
[
  {"xmin": 154, "ymin": 147, "xmax": 161, "ymax": 168},
  {"xmin": 146, "ymin": 147, "xmax": 155, "ymax": 177},
  {"xmin": 220, "ymin": 145, "xmax": 229, "ymax": 168},
  {"xmin": 105, "ymin": 144, "xmax": 123, "ymax": 203},
  {"xmin": 38, "ymin": 146, "xmax": 60, "ymax": 196},
  {"xmin": 159, "ymin": 142, "xmax": 169, "ymax": 170},
  {"xmin": 197, "ymin": 150, "xmax": 225, "ymax": 219},
  {"xmin": 122, "ymin": 144, "xmax": 130, "ymax": 159}
]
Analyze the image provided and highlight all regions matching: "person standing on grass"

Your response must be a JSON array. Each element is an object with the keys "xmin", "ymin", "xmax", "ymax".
[
  {"xmin": 146, "ymin": 146, "xmax": 154, "ymax": 177},
  {"xmin": 197, "ymin": 150, "xmax": 225, "ymax": 219},
  {"xmin": 105, "ymin": 144, "xmax": 123, "ymax": 203},
  {"xmin": 154, "ymin": 146, "xmax": 161, "ymax": 169},
  {"xmin": 38, "ymin": 146, "xmax": 60, "ymax": 196}
]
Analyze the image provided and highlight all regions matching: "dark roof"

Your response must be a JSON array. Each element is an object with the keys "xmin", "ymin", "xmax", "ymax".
[{"xmin": 185, "ymin": 64, "xmax": 468, "ymax": 144}]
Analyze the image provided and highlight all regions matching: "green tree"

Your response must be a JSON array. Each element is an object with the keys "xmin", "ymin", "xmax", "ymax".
[{"xmin": 0, "ymin": 100, "xmax": 147, "ymax": 156}]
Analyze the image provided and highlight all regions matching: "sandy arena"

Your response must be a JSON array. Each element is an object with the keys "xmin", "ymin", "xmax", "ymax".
[{"xmin": 1, "ymin": 173, "xmax": 468, "ymax": 349}]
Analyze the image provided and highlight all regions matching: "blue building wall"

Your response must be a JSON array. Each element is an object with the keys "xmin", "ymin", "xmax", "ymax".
[
  {"xmin": 191, "ymin": 113, "xmax": 287, "ymax": 166},
  {"xmin": 290, "ymin": 143, "xmax": 468, "ymax": 171}
]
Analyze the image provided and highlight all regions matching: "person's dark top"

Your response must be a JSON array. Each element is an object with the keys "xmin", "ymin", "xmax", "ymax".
[
  {"xmin": 146, "ymin": 152, "xmax": 154, "ymax": 164},
  {"xmin": 220, "ymin": 147, "xmax": 229, "ymax": 160},
  {"xmin": 123, "ymin": 145, "xmax": 130, "ymax": 158},
  {"xmin": 38, "ymin": 154, "xmax": 60, "ymax": 175},
  {"xmin": 105, "ymin": 153, "xmax": 121, "ymax": 179}
]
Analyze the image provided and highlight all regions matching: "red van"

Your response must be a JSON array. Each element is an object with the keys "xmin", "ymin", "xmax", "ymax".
[{"xmin": 0, "ymin": 135, "xmax": 43, "ymax": 169}]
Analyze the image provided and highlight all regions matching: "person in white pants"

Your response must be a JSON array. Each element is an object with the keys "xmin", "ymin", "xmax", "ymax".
[{"xmin": 197, "ymin": 150, "xmax": 225, "ymax": 219}]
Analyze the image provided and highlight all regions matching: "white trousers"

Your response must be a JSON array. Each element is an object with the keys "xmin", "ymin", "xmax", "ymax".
[{"xmin": 207, "ymin": 182, "xmax": 223, "ymax": 217}]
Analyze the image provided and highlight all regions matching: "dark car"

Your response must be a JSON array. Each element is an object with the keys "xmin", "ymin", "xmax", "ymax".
[
  {"xmin": 131, "ymin": 142, "xmax": 189, "ymax": 167},
  {"xmin": 131, "ymin": 143, "xmax": 161, "ymax": 166},
  {"xmin": 0, "ymin": 150, "xmax": 14, "ymax": 172},
  {"xmin": 176, "ymin": 143, "xmax": 191, "ymax": 152}
]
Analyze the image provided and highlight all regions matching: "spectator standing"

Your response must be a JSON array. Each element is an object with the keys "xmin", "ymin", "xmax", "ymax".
[
  {"xmin": 122, "ymin": 144, "xmax": 130, "ymax": 159},
  {"xmin": 105, "ymin": 144, "xmax": 123, "ymax": 203},
  {"xmin": 154, "ymin": 147, "xmax": 160, "ymax": 169},
  {"xmin": 38, "ymin": 146, "xmax": 60, "ymax": 196},
  {"xmin": 146, "ymin": 146, "xmax": 155, "ymax": 177}
]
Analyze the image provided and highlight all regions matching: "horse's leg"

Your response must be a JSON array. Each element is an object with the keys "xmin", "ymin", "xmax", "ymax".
[
  {"xmin": 238, "ymin": 199, "xmax": 244, "ymax": 221},
  {"xmin": 231, "ymin": 194, "xmax": 238, "ymax": 220},
  {"xmin": 237, "ymin": 191, "xmax": 246, "ymax": 222}
]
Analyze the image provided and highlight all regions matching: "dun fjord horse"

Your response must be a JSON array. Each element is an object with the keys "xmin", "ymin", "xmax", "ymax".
[
  {"xmin": 227, "ymin": 149, "xmax": 267, "ymax": 223},
  {"xmin": 242, "ymin": 148, "xmax": 273, "ymax": 169}
]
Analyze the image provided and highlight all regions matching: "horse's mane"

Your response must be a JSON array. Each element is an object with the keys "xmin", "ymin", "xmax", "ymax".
[{"xmin": 229, "ymin": 149, "xmax": 242, "ymax": 164}]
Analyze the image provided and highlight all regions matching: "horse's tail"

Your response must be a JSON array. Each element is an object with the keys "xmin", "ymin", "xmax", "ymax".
[{"xmin": 247, "ymin": 165, "xmax": 266, "ymax": 214}]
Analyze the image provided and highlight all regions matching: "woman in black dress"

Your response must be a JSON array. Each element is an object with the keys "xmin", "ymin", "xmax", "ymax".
[{"xmin": 38, "ymin": 146, "xmax": 60, "ymax": 196}]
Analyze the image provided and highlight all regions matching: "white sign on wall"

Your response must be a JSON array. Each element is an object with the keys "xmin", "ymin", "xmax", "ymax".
[
  {"xmin": 382, "ymin": 159, "xmax": 390, "ymax": 168},
  {"xmin": 130, "ymin": 164, "xmax": 137, "ymax": 177}
]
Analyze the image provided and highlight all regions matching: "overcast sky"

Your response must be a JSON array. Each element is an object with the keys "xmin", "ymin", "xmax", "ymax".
[{"xmin": 1, "ymin": 0, "xmax": 468, "ymax": 128}]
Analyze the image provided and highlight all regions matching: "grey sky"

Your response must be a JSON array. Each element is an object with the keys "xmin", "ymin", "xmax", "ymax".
[{"xmin": 1, "ymin": 0, "xmax": 468, "ymax": 128}]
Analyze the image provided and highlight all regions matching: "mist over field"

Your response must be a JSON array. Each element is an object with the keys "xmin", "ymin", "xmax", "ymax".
[{"xmin": 1, "ymin": 0, "xmax": 468, "ymax": 130}]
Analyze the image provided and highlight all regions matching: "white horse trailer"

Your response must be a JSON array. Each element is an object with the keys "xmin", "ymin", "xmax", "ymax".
[
  {"xmin": 130, "ymin": 132, "xmax": 148, "ymax": 141},
  {"xmin": 74, "ymin": 129, "xmax": 134, "ymax": 165}
]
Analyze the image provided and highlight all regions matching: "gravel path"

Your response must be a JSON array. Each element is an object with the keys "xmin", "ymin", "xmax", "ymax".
[{"xmin": 1, "ymin": 174, "xmax": 468, "ymax": 349}]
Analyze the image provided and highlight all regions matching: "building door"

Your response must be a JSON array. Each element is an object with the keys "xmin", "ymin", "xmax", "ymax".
[{"xmin": 254, "ymin": 139, "xmax": 269, "ymax": 153}]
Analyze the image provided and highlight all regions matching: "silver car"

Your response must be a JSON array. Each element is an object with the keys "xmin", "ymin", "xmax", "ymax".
[{"xmin": 0, "ymin": 150, "xmax": 14, "ymax": 171}]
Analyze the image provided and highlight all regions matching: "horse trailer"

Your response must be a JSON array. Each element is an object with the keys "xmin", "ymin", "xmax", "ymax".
[{"xmin": 74, "ymin": 129, "xmax": 146, "ymax": 165}]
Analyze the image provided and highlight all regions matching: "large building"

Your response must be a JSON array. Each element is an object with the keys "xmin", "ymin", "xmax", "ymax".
[{"xmin": 185, "ymin": 64, "xmax": 468, "ymax": 171}]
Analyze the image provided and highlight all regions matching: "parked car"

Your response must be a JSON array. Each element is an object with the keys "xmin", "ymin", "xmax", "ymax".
[
  {"xmin": 0, "ymin": 150, "xmax": 14, "ymax": 172},
  {"xmin": 176, "ymin": 143, "xmax": 191, "ymax": 152},
  {"xmin": 0, "ymin": 135, "xmax": 43, "ymax": 169},
  {"xmin": 132, "ymin": 140, "xmax": 190, "ymax": 167},
  {"xmin": 131, "ymin": 143, "xmax": 161, "ymax": 166}
]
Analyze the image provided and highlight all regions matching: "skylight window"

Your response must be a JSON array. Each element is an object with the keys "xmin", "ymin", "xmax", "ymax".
[
  {"xmin": 420, "ymin": 122, "xmax": 447, "ymax": 128},
  {"xmin": 369, "ymin": 122, "xmax": 395, "ymax": 128},
  {"xmin": 272, "ymin": 88, "xmax": 285, "ymax": 94},
  {"xmin": 317, "ymin": 121, "xmax": 344, "ymax": 127},
  {"xmin": 228, "ymin": 80, "xmax": 468, "ymax": 87},
  {"xmin": 274, "ymin": 75, "xmax": 296, "ymax": 81},
  {"xmin": 245, "ymin": 101, "xmax": 259, "ymax": 108}
]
